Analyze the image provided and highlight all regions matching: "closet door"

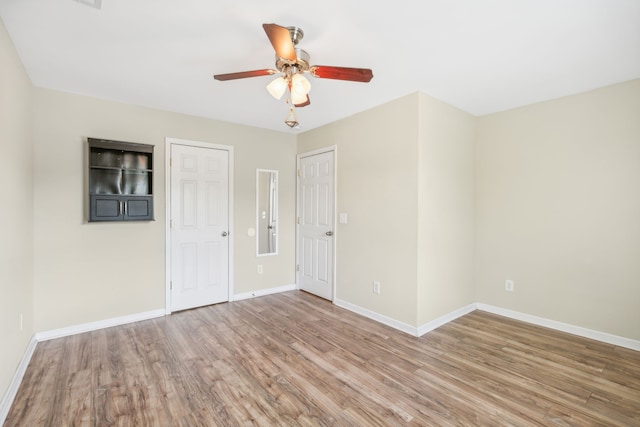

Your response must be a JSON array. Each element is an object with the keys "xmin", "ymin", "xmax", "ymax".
[
  {"xmin": 297, "ymin": 149, "xmax": 335, "ymax": 301},
  {"xmin": 170, "ymin": 143, "xmax": 230, "ymax": 311}
]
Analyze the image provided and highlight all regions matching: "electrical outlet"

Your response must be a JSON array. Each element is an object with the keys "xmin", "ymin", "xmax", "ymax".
[
  {"xmin": 505, "ymin": 280, "xmax": 514, "ymax": 292},
  {"xmin": 373, "ymin": 281, "xmax": 381, "ymax": 294},
  {"xmin": 257, "ymin": 265, "xmax": 263, "ymax": 274}
]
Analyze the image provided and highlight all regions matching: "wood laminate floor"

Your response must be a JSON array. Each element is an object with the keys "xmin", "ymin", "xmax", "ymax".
[{"xmin": 5, "ymin": 291, "xmax": 640, "ymax": 426}]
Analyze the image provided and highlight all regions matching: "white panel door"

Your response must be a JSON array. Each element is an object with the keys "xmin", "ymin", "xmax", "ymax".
[
  {"xmin": 297, "ymin": 150, "xmax": 335, "ymax": 300},
  {"xmin": 170, "ymin": 144, "xmax": 229, "ymax": 311}
]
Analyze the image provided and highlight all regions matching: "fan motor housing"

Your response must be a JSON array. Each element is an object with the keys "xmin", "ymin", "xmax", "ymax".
[{"xmin": 276, "ymin": 48, "xmax": 310, "ymax": 73}]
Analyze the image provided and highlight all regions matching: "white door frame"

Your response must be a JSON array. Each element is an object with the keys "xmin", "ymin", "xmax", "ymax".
[
  {"xmin": 296, "ymin": 145, "xmax": 337, "ymax": 301},
  {"xmin": 165, "ymin": 137, "xmax": 234, "ymax": 314}
]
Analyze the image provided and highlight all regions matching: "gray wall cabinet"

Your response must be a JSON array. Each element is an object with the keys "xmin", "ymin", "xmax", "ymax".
[{"xmin": 88, "ymin": 138, "xmax": 154, "ymax": 222}]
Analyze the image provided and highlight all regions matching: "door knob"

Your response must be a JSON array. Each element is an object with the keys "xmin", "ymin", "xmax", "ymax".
[
  {"xmin": 325, "ymin": 231, "xmax": 333, "ymax": 237},
  {"xmin": 221, "ymin": 231, "xmax": 228, "ymax": 237}
]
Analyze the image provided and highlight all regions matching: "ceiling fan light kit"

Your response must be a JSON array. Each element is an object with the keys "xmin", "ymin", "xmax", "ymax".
[
  {"xmin": 266, "ymin": 77, "xmax": 287, "ymax": 99},
  {"xmin": 290, "ymin": 74, "xmax": 311, "ymax": 101},
  {"xmin": 214, "ymin": 23, "xmax": 373, "ymax": 129}
]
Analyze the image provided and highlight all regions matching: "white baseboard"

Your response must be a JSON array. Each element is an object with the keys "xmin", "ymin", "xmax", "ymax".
[
  {"xmin": 476, "ymin": 303, "xmax": 640, "ymax": 351},
  {"xmin": 0, "ymin": 335, "xmax": 37, "ymax": 425},
  {"xmin": 334, "ymin": 300, "xmax": 476, "ymax": 338},
  {"xmin": 35, "ymin": 309, "xmax": 166, "ymax": 342},
  {"xmin": 334, "ymin": 299, "xmax": 419, "ymax": 336},
  {"xmin": 233, "ymin": 284, "xmax": 297, "ymax": 302},
  {"xmin": 332, "ymin": 299, "xmax": 640, "ymax": 352},
  {"xmin": 417, "ymin": 304, "xmax": 477, "ymax": 336}
]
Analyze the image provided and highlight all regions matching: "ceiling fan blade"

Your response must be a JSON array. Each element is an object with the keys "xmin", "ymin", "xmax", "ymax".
[
  {"xmin": 213, "ymin": 69, "xmax": 277, "ymax": 81},
  {"xmin": 263, "ymin": 23, "xmax": 296, "ymax": 61},
  {"xmin": 309, "ymin": 66, "xmax": 373, "ymax": 82},
  {"xmin": 294, "ymin": 95, "xmax": 311, "ymax": 108}
]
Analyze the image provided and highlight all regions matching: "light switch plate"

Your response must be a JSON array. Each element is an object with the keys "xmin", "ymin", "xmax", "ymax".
[{"xmin": 339, "ymin": 213, "xmax": 348, "ymax": 224}]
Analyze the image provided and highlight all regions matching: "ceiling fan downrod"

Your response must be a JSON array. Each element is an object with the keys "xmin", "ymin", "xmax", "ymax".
[{"xmin": 286, "ymin": 26, "xmax": 304, "ymax": 46}]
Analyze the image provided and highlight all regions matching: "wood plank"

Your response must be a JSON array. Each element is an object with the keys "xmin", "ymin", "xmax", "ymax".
[
  {"xmin": 5, "ymin": 342, "xmax": 62, "ymax": 426},
  {"xmin": 4, "ymin": 291, "xmax": 640, "ymax": 426}
]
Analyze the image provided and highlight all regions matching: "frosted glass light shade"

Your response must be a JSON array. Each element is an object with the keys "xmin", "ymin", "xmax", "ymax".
[
  {"xmin": 291, "ymin": 73, "xmax": 311, "ymax": 96},
  {"xmin": 290, "ymin": 74, "xmax": 310, "ymax": 105},
  {"xmin": 291, "ymin": 91, "xmax": 308, "ymax": 106},
  {"xmin": 266, "ymin": 77, "xmax": 287, "ymax": 99}
]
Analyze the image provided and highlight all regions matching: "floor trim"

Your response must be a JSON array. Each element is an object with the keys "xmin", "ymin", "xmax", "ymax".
[
  {"xmin": 416, "ymin": 304, "xmax": 477, "ymax": 337},
  {"xmin": 476, "ymin": 303, "xmax": 640, "ymax": 351},
  {"xmin": 334, "ymin": 298, "xmax": 419, "ymax": 336},
  {"xmin": 0, "ymin": 335, "xmax": 37, "ymax": 425},
  {"xmin": 34, "ymin": 309, "xmax": 166, "ymax": 342},
  {"xmin": 233, "ymin": 284, "xmax": 297, "ymax": 302},
  {"xmin": 334, "ymin": 299, "xmax": 640, "ymax": 351}
]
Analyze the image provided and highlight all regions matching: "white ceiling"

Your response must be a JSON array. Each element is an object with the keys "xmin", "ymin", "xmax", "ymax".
[{"xmin": 1, "ymin": 0, "xmax": 639, "ymax": 133}]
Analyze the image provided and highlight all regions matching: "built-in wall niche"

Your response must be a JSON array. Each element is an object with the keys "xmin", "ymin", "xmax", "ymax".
[{"xmin": 88, "ymin": 138, "xmax": 154, "ymax": 222}]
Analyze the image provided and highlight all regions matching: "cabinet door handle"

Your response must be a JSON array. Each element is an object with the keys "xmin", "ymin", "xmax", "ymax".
[
  {"xmin": 124, "ymin": 201, "xmax": 128, "ymax": 216},
  {"xmin": 119, "ymin": 201, "xmax": 123, "ymax": 216}
]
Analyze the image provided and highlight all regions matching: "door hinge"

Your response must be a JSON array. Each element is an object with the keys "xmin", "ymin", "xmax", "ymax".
[
  {"xmin": 296, "ymin": 264, "xmax": 300, "ymax": 272},
  {"xmin": 170, "ymin": 281, "xmax": 173, "ymax": 290},
  {"xmin": 297, "ymin": 217, "xmax": 301, "ymax": 224},
  {"xmin": 297, "ymin": 169, "xmax": 301, "ymax": 177},
  {"xmin": 170, "ymin": 219, "xmax": 172, "ymax": 228},
  {"xmin": 169, "ymin": 157, "xmax": 172, "ymax": 167}
]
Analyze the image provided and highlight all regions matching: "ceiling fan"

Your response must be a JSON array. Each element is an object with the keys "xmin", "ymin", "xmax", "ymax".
[{"xmin": 214, "ymin": 23, "xmax": 374, "ymax": 128}]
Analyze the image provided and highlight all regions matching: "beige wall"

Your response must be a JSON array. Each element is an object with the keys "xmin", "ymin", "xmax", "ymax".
[
  {"xmin": 298, "ymin": 94, "xmax": 420, "ymax": 325},
  {"xmin": 0, "ymin": 19, "xmax": 34, "ymax": 405},
  {"xmin": 32, "ymin": 88, "xmax": 296, "ymax": 331},
  {"xmin": 417, "ymin": 93, "xmax": 476, "ymax": 325},
  {"xmin": 475, "ymin": 80, "xmax": 640, "ymax": 340},
  {"xmin": 297, "ymin": 93, "xmax": 476, "ymax": 328}
]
